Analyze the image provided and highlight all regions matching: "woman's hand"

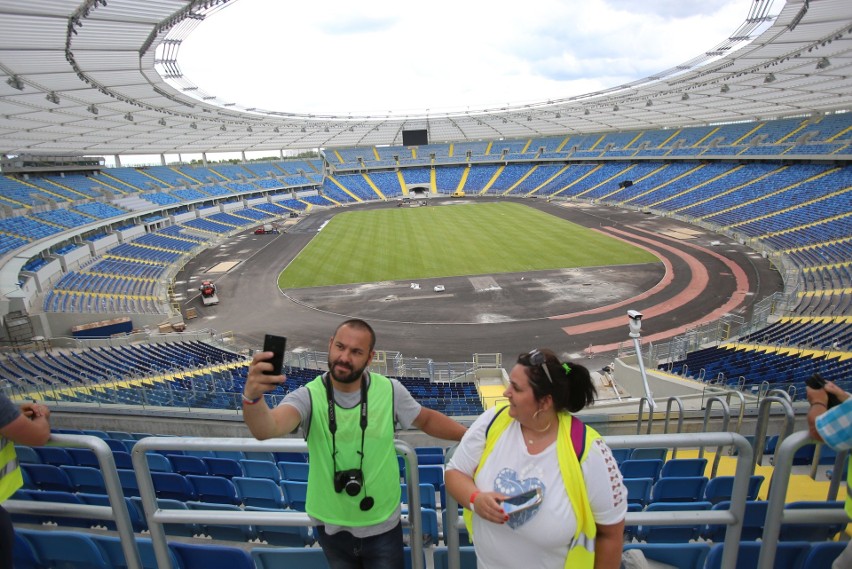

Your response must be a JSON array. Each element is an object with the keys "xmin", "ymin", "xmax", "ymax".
[{"xmin": 472, "ymin": 491, "xmax": 509, "ymax": 525}]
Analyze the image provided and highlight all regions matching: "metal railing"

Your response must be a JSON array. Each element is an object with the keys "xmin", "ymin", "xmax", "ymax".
[
  {"xmin": 131, "ymin": 437, "xmax": 425, "ymax": 569},
  {"xmin": 758, "ymin": 430, "xmax": 850, "ymax": 569},
  {"xmin": 4, "ymin": 434, "xmax": 142, "ymax": 569},
  {"xmin": 445, "ymin": 432, "xmax": 753, "ymax": 569}
]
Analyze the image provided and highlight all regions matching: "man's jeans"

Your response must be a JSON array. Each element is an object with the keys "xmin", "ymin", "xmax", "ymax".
[{"xmin": 316, "ymin": 522, "xmax": 404, "ymax": 569}]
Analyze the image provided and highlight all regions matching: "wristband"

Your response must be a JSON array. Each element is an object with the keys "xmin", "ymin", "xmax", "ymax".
[
  {"xmin": 469, "ymin": 490, "xmax": 480, "ymax": 510},
  {"xmin": 242, "ymin": 393, "xmax": 262, "ymax": 405},
  {"xmin": 810, "ymin": 401, "xmax": 827, "ymax": 409}
]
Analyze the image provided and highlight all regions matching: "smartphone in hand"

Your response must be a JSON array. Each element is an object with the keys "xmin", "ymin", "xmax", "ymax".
[
  {"xmin": 262, "ymin": 334, "xmax": 287, "ymax": 376},
  {"xmin": 806, "ymin": 373, "xmax": 840, "ymax": 408},
  {"xmin": 501, "ymin": 487, "xmax": 542, "ymax": 515}
]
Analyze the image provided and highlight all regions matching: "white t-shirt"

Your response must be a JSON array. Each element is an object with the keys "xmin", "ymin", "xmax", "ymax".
[{"xmin": 446, "ymin": 408, "xmax": 627, "ymax": 569}]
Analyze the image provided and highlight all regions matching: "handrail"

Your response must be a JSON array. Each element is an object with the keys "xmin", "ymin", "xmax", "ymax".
[
  {"xmin": 636, "ymin": 397, "xmax": 654, "ymax": 435},
  {"xmin": 758, "ymin": 431, "xmax": 851, "ymax": 569},
  {"xmin": 131, "ymin": 437, "xmax": 424, "ymax": 569},
  {"xmin": 724, "ymin": 389, "xmax": 747, "ymax": 435},
  {"xmin": 662, "ymin": 397, "xmax": 684, "ymax": 458},
  {"xmin": 752, "ymin": 395, "xmax": 795, "ymax": 473},
  {"xmin": 766, "ymin": 388, "xmax": 791, "ymax": 402},
  {"xmin": 699, "ymin": 396, "xmax": 730, "ymax": 478},
  {"xmin": 4, "ymin": 434, "xmax": 142, "ymax": 569},
  {"xmin": 444, "ymin": 432, "xmax": 752, "ymax": 569}
]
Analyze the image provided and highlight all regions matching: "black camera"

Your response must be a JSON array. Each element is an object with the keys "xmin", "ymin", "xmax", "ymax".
[{"xmin": 334, "ymin": 469, "xmax": 364, "ymax": 496}]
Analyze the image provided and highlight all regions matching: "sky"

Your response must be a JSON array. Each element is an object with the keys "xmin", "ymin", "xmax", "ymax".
[{"xmin": 175, "ymin": 0, "xmax": 769, "ymax": 117}]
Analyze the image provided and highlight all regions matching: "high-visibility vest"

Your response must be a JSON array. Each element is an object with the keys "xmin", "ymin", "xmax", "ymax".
[
  {"xmin": 0, "ymin": 435, "xmax": 23, "ymax": 503},
  {"xmin": 304, "ymin": 373, "xmax": 398, "ymax": 526},
  {"xmin": 463, "ymin": 408, "xmax": 600, "ymax": 569}
]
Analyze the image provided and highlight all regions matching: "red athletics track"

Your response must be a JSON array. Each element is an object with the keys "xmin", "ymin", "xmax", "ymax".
[{"xmin": 552, "ymin": 225, "xmax": 751, "ymax": 353}]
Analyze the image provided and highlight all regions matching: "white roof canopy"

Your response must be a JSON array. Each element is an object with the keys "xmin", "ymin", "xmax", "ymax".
[{"xmin": 0, "ymin": 0, "xmax": 850, "ymax": 156}]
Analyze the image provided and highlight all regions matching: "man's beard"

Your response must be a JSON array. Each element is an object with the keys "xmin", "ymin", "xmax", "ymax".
[{"xmin": 329, "ymin": 359, "xmax": 366, "ymax": 384}]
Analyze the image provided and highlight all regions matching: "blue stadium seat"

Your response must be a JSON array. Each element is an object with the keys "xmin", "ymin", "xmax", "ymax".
[
  {"xmin": 14, "ymin": 445, "xmax": 41, "ymax": 464},
  {"xmin": 623, "ymin": 543, "xmax": 711, "ymax": 569},
  {"xmin": 20, "ymin": 463, "xmax": 73, "ymax": 492},
  {"xmin": 91, "ymin": 534, "xmax": 181, "ymax": 569},
  {"xmin": 799, "ymin": 541, "xmax": 849, "ymax": 569},
  {"xmin": 701, "ymin": 500, "xmax": 768, "ymax": 541},
  {"xmin": 660, "ymin": 458, "xmax": 707, "ymax": 478},
  {"xmin": 630, "ymin": 448, "xmax": 668, "ymax": 461},
  {"xmin": 60, "ymin": 465, "xmax": 107, "ymax": 494},
  {"xmin": 620, "ymin": 459, "xmax": 664, "ymax": 481},
  {"xmin": 12, "ymin": 531, "xmax": 40, "ymax": 569},
  {"xmin": 432, "ymin": 546, "xmax": 477, "ymax": 569},
  {"xmin": 779, "ymin": 500, "xmax": 845, "ymax": 541},
  {"xmin": 252, "ymin": 547, "xmax": 330, "ymax": 569},
  {"xmin": 170, "ymin": 542, "xmax": 254, "ymax": 569},
  {"xmin": 278, "ymin": 461, "xmax": 310, "ymax": 482},
  {"xmin": 623, "ymin": 477, "xmax": 654, "ymax": 507},
  {"xmin": 187, "ymin": 474, "xmax": 241, "ymax": 505},
  {"xmin": 187, "ymin": 501, "xmax": 256, "ymax": 541},
  {"xmin": 636, "ymin": 501, "xmax": 712, "ymax": 543},
  {"xmin": 650, "ymin": 476, "xmax": 709, "ymax": 503},
  {"xmin": 168, "ymin": 454, "xmax": 209, "ymax": 476},
  {"xmin": 245, "ymin": 505, "xmax": 316, "ymax": 546},
  {"xmin": 704, "ymin": 541, "xmax": 810, "ymax": 569},
  {"xmin": 16, "ymin": 529, "xmax": 110, "ymax": 569},
  {"xmin": 234, "ymin": 476, "xmax": 286, "ymax": 509},
  {"xmin": 400, "ymin": 482, "xmax": 438, "ymax": 510},
  {"xmin": 704, "ymin": 475, "xmax": 763, "ymax": 504},
  {"xmin": 241, "ymin": 459, "xmax": 281, "ymax": 482},
  {"xmin": 204, "ymin": 457, "xmax": 243, "ymax": 479},
  {"xmin": 151, "ymin": 472, "xmax": 196, "ymax": 501},
  {"xmin": 280, "ymin": 480, "xmax": 308, "ymax": 511}
]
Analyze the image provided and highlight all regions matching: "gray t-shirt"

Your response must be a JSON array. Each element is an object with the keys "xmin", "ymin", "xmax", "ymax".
[
  {"xmin": 278, "ymin": 372, "xmax": 423, "ymax": 538},
  {"xmin": 0, "ymin": 393, "xmax": 20, "ymax": 430}
]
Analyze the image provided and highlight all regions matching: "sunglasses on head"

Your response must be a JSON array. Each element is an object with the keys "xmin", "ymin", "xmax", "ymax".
[{"xmin": 528, "ymin": 349, "xmax": 553, "ymax": 384}]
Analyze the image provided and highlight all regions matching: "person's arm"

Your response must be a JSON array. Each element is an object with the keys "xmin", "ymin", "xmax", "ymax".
[
  {"xmin": 594, "ymin": 520, "xmax": 625, "ymax": 569},
  {"xmin": 0, "ymin": 403, "xmax": 51, "ymax": 446},
  {"xmin": 241, "ymin": 351, "xmax": 301, "ymax": 440},
  {"xmin": 807, "ymin": 382, "xmax": 851, "ymax": 443},
  {"xmin": 412, "ymin": 407, "xmax": 467, "ymax": 441}
]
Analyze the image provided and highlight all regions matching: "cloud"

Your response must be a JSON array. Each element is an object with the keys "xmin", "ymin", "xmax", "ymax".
[{"xmin": 175, "ymin": 0, "xmax": 751, "ymax": 115}]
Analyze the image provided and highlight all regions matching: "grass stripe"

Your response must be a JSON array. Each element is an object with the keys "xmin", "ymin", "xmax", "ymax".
[{"xmin": 279, "ymin": 202, "xmax": 657, "ymax": 288}]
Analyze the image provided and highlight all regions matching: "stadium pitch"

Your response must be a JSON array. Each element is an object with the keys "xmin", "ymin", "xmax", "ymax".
[{"xmin": 278, "ymin": 202, "xmax": 658, "ymax": 288}]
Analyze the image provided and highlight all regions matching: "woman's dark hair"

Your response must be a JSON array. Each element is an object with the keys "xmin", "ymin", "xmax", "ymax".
[{"xmin": 516, "ymin": 348, "xmax": 596, "ymax": 413}]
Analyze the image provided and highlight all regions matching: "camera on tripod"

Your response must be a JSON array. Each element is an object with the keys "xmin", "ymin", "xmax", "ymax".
[{"xmin": 334, "ymin": 468, "xmax": 364, "ymax": 496}]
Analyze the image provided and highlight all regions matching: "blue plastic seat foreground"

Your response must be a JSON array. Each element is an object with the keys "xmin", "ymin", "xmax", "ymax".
[
  {"xmin": 170, "ymin": 542, "xmax": 254, "ymax": 569},
  {"xmin": 91, "ymin": 534, "xmax": 181, "ymax": 569},
  {"xmin": 623, "ymin": 543, "xmax": 710, "ymax": 569},
  {"xmin": 12, "ymin": 531, "xmax": 40, "ymax": 569},
  {"xmin": 637, "ymin": 501, "xmax": 712, "ymax": 543},
  {"xmin": 650, "ymin": 476, "xmax": 709, "ymax": 503},
  {"xmin": 16, "ymin": 528, "xmax": 111, "ymax": 569},
  {"xmin": 704, "ymin": 474, "xmax": 764, "ymax": 504},
  {"xmin": 799, "ymin": 541, "xmax": 848, "ymax": 569},
  {"xmin": 704, "ymin": 541, "xmax": 810, "ymax": 569},
  {"xmin": 252, "ymin": 547, "xmax": 330, "ymax": 569},
  {"xmin": 701, "ymin": 500, "xmax": 768, "ymax": 541},
  {"xmin": 432, "ymin": 545, "xmax": 478, "ymax": 569},
  {"xmin": 778, "ymin": 500, "xmax": 845, "ymax": 541}
]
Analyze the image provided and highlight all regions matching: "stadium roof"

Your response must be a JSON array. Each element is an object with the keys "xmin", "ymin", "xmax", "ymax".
[{"xmin": 0, "ymin": 0, "xmax": 851, "ymax": 157}]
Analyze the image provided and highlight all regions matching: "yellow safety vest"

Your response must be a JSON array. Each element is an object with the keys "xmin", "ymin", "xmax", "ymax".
[
  {"xmin": 0, "ymin": 436, "xmax": 23, "ymax": 503},
  {"xmin": 463, "ymin": 409, "xmax": 599, "ymax": 569}
]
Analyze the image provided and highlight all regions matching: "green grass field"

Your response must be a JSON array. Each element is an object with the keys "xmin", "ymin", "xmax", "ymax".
[{"xmin": 278, "ymin": 202, "xmax": 658, "ymax": 288}]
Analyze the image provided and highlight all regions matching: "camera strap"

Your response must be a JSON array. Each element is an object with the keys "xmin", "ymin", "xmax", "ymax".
[{"xmin": 325, "ymin": 372, "xmax": 369, "ymax": 471}]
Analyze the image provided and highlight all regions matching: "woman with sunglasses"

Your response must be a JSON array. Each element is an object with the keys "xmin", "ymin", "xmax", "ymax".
[{"xmin": 445, "ymin": 349, "xmax": 626, "ymax": 569}]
